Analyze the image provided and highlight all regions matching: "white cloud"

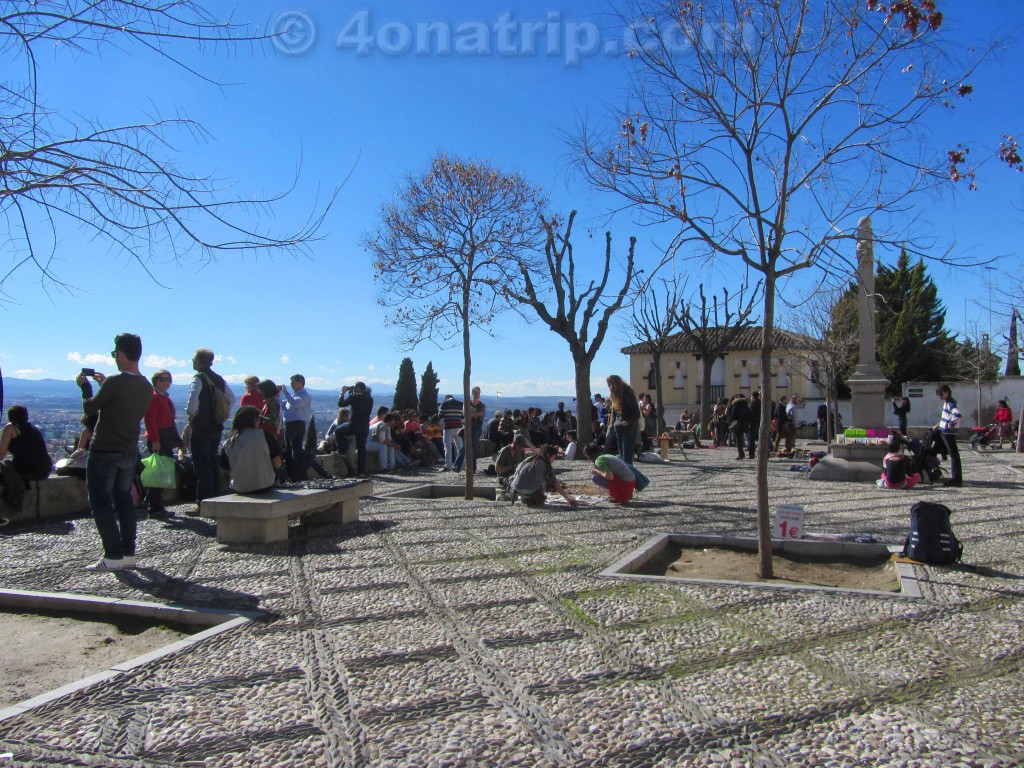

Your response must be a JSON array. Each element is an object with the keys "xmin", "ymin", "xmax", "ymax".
[
  {"xmin": 225, "ymin": 355, "xmax": 237, "ymax": 364},
  {"xmin": 144, "ymin": 354, "xmax": 189, "ymax": 369},
  {"xmin": 67, "ymin": 351, "xmax": 110, "ymax": 365},
  {"xmin": 367, "ymin": 364, "xmax": 375, "ymax": 371},
  {"xmin": 14, "ymin": 368, "xmax": 46, "ymax": 377},
  {"xmin": 281, "ymin": 355, "xmax": 290, "ymax": 365},
  {"xmin": 222, "ymin": 374, "xmax": 250, "ymax": 384},
  {"xmin": 475, "ymin": 377, "xmax": 578, "ymax": 397}
]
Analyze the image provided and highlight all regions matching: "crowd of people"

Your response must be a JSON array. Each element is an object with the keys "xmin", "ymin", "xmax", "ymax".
[{"xmin": 2, "ymin": 330, "xmax": 1015, "ymax": 568}]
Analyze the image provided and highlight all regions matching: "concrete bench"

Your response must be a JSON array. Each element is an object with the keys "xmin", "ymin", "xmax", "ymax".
[
  {"xmin": 0, "ymin": 475, "xmax": 90, "ymax": 524},
  {"xmin": 199, "ymin": 480, "xmax": 373, "ymax": 544}
]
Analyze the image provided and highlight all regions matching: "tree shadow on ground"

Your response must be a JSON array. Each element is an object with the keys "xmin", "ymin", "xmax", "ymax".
[{"xmin": 117, "ymin": 567, "xmax": 262, "ymax": 611}]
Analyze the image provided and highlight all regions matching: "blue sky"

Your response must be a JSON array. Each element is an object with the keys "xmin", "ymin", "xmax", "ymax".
[{"xmin": 3, "ymin": 0, "xmax": 1022, "ymax": 398}]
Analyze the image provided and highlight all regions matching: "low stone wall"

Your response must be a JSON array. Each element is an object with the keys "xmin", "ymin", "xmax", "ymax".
[{"xmin": 0, "ymin": 475, "xmax": 90, "ymax": 524}]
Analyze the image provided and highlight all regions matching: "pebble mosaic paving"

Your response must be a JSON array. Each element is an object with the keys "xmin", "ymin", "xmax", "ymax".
[{"xmin": 0, "ymin": 446, "xmax": 1022, "ymax": 767}]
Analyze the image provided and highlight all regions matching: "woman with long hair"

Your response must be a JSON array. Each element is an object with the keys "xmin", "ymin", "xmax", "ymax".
[
  {"xmin": 606, "ymin": 374, "xmax": 641, "ymax": 464},
  {"xmin": 219, "ymin": 405, "xmax": 283, "ymax": 493}
]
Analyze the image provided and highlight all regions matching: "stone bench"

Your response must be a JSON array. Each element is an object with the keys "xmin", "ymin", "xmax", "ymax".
[
  {"xmin": 0, "ymin": 475, "xmax": 90, "ymax": 524},
  {"xmin": 199, "ymin": 480, "xmax": 373, "ymax": 544}
]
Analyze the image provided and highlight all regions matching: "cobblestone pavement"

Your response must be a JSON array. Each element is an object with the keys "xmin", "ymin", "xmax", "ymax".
[{"xmin": 0, "ymin": 446, "xmax": 1022, "ymax": 767}]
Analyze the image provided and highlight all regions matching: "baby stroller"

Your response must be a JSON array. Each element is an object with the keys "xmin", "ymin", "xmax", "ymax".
[
  {"xmin": 892, "ymin": 433, "xmax": 942, "ymax": 485},
  {"xmin": 968, "ymin": 424, "xmax": 998, "ymax": 450}
]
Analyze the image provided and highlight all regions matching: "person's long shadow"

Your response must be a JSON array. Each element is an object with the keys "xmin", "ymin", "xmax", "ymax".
[
  {"xmin": 118, "ymin": 567, "xmax": 261, "ymax": 611},
  {"xmin": 159, "ymin": 515, "xmax": 217, "ymax": 538}
]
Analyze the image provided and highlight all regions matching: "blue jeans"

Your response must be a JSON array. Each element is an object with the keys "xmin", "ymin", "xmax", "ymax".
[
  {"xmin": 191, "ymin": 430, "xmax": 222, "ymax": 502},
  {"xmin": 87, "ymin": 451, "xmax": 139, "ymax": 560},
  {"xmin": 615, "ymin": 426, "xmax": 637, "ymax": 464},
  {"xmin": 455, "ymin": 424, "xmax": 482, "ymax": 471}
]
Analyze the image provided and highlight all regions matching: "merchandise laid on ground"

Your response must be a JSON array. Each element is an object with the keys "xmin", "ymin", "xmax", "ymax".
[{"xmin": 0, "ymin": 447, "xmax": 1021, "ymax": 766}]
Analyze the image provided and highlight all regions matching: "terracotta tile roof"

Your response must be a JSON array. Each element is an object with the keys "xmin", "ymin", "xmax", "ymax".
[{"xmin": 620, "ymin": 325, "xmax": 815, "ymax": 355}]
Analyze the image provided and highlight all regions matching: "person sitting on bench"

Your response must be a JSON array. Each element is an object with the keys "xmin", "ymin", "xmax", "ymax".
[{"xmin": 220, "ymin": 406, "xmax": 284, "ymax": 494}]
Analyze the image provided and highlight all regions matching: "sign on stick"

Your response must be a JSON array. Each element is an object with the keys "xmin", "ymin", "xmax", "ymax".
[{"xmin": 774, "ymin": 505, "xmax": 805, "ymax": 540}]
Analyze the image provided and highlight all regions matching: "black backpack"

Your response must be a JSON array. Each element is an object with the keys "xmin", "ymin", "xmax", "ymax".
[{"xmin": 902, "ymin": 501, "xmax": 962, "ymax": 565}]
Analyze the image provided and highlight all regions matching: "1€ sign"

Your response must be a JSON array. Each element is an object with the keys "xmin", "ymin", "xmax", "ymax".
[{"xmin": 774, "ymin": 505, "xmax": 805, "ymax": 540}]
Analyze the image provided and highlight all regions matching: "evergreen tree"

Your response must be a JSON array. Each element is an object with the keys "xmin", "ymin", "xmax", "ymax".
[
  {"xmin": 834, "ymin": 251, "xmax": 956, "ymax": 396},
  {"xmin": 875, "ymin": 251, "xmax": 956, "ymax": 394},
  {"xmin": 418, "ymin": 362, "xmax": 440, "ymax": 416},
  {"xmin": 1006, "ymin": 310, "xmax": 1021, "ymax": 377},
  {"xmin": 394, "ymin": 358, "xmax": 418, "ymax": 412}
]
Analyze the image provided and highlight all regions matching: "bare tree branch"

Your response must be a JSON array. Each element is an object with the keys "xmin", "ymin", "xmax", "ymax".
[{"xmin": 1, "ymin": 1, "xmax": 340, "ymax": 295}]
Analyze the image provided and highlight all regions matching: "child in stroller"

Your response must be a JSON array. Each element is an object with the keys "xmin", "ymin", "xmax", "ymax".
[
  {"xmin": 892, "ymin": 430, "xmax": 942, "ymax": 484},
  {"xmin": 968, "ymin": 423, "xmax": 999, "ymax": 450}
]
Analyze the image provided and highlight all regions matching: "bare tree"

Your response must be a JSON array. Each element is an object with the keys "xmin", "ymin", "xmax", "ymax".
[
  {"xmin": 780, "ymin": 289, "xmax": 859, "ymax": 441},
  {"xmin": 575, "ymin": 0, "xmax": 984, "ymax": 577},
  {"xmin": 627, "ymin": 276, "xmax": 686, "ymax": 434},
  {"xmin": 1, "ymin": 1, "xmax": 337, "ymax": 296},
  {"xmin": 943, "ymin": 325, "xmax": 1001, "ymax": 427},
  {"xmin": 367, "ymin": 154, "xmax": 546, "ymax": 499},
  {"xmin": 507, "ymin": 210, "xmax": 638, "ymax": 446},
  {"xmin": 676, "ymin": 283, "xmax": 762, "ymax": 435}
]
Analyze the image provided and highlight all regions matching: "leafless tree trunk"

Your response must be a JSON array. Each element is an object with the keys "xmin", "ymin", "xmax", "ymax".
[
  {"xmin": 368, "ymin": 154, "xmax": 546, "ymax": 500},
  {"xmin": 508, "ymin": 211, "xmax": 640, "ymax": 447},
  {"xmin": 676, "ymin": 283, "xmax": 761, "ymax": 436},
  {"xmin": 628, "ymin": 276, "xmax": 688, "ymax": 434},
  {"xmin": 575, "ymin": 0, "xmax": 986, "ymax": 578}
]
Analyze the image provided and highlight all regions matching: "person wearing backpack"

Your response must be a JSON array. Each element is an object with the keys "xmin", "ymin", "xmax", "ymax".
[
  {"xmin": 510, "ymin": 444, "xmax": 577, "ymax": 507},
  {"xmin": 186, "ymin": 347, "xmax": 235, "ymax": 504}
]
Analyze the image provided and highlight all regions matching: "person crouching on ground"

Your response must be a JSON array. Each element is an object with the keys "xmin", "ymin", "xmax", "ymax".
[
  {"xmin": 583, "ymin": 443, "xmax": 637, "ymax": 503},
  {"xmin": 220, "ymin": 406, "xmax": 284, "ymax": 493},
  {"xmin": 510, "ymin": 444, "xmax": 577, "ymax": 507},
  {"xmin": 494, "ymin": 434, "xmax": 529, "ymax": 489}
]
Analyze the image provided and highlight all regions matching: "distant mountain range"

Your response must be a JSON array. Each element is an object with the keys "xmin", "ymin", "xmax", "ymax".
[{"xmin": 1, "ymin": 378, "xmax": 579, "ymax": 416}]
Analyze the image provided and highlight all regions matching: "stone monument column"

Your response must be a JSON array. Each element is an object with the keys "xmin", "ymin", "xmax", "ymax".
[
  {"xmin": 810, "ymin": 217, "xmax": 891, "ymax": 482},
  {"xmin": 847, "ymin": 216, "xmax": 890, "ymax": 429}
]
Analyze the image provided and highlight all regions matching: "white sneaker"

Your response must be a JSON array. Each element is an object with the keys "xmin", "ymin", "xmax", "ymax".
[
  {"xmin": 121, "ymin": 555, "xmax": 138, "ymax": 568},
  {"xmin": 85, "ymin": 557, "xmax": 125, "ymax": 572}
]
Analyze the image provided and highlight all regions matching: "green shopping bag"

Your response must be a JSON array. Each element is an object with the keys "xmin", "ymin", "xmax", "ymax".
[{"xmin": 140, "ymin": 453, "xmax": 176, "ymax": 489}]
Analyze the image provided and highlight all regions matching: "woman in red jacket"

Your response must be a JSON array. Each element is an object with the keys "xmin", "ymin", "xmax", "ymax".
[
  {"xmin": 143, "ymin": 370, "xmax": 181, "ymax": 518},
  {"xmin": 994, "ymin": 399, "xmax": 1013, "ymax": 449}
]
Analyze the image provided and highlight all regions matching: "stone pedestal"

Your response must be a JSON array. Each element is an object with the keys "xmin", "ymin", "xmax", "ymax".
[
  {"xmin": 809, "ymin": 442, "xmax": 888, "ymax": 482},
  {"xmin": 848, "ymin": 368, "xmax": 890, "ymax": 431}
]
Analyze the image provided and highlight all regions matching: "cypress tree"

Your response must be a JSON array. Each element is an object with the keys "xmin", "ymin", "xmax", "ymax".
[
  {"xmin": 418, "ymin": 362, "xmax": 440, "ymax": 416},
  {"xmin": 393, "ymin": 358, "xmax": 418, "ymax": 412},
  {"xmin": 875, "ymin": 251, "xmax": 956, "ymax": 394},
  {"xmin": 1006, "ymin": 310, "xmax": 1021, "ymax": 377}
]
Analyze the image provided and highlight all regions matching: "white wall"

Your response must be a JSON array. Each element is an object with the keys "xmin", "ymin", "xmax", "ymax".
[{"xmin": 902, "ymin": 378, "xmax": 1024, "ymax": 428}]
